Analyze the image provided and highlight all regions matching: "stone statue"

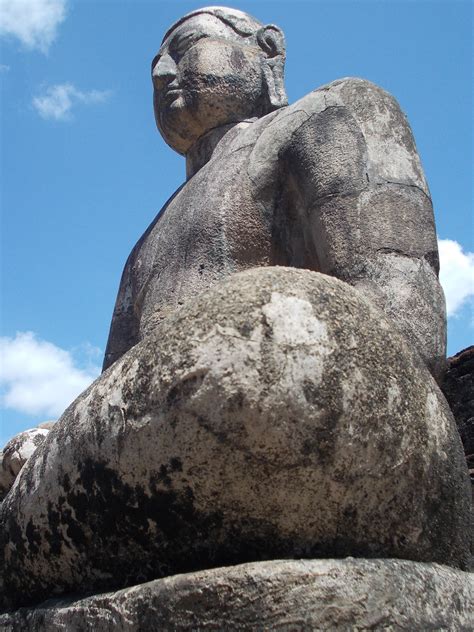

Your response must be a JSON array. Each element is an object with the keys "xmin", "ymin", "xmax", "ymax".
[
  {"xmin": 1, "ymin": 7, "xmax": 472, "ymax": 626},
  {"xmin": 104, "ymin": 6, "xmax": 445, "ymax": 381}
]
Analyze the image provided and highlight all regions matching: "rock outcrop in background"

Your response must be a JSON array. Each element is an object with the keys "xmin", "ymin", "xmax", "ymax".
[
  {"xmin": 0, "ymin": 425, "xmax": 53, "ymax": 501},
  {"xmin": 442, "ymin": 346, "xmax": 474, "ymax": 497}
]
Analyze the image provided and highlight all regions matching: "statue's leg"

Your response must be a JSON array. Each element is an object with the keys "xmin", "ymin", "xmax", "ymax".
[{"xmin": 1, "ymin": 267, "xmax": 471, "ymax": 610}]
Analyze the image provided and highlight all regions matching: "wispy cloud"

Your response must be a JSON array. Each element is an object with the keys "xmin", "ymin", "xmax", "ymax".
[
  {"xmin": 0, "ymin": 332, "xmax": 101, "ymax": 418},
  {"xmin": 0, "ymin": 64, "xmax": 10, "ymax": 72},
  {"xmin": 0, "ymin": 0, "xmax": 67, "ymax": 53},
  {"xmin": 438, "ymin": 238, "xmax": 474, "ymax": 318},
  {"xmin": 32, "ymin": 83, "xmax": 111, "ymax": 121}
]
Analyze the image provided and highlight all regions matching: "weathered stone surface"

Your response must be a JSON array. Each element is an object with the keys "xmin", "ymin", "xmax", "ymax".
[
  {"xmin": 1, "ymin": 559, "xmax": 472, "ymax": 630},
  {"xmin": 153, "ymin": 8, "xmax": 287, "ymax": 157},
  {"xmin": 1, "ymin": 268, "xmax": 470, "ymax": 609},
  {"xmin": 0, "ymin": 427, "xmax": 50, "ymax": 501},
  {"xmin": 103, "ymin": 7, "xmax": 446, "ymax": 382},
  {"xmin": 442, "ymin": 346, "xmax": 474, "ymax": 493}
]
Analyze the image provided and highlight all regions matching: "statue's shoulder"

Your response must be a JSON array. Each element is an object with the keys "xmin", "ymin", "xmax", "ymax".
[
  {"xmin": 274, "ymin": 76, "xmax": 428, "ymax": 196},
  {"xmin": 294, "ymin": 77, "xmax": 401, "ymax": 114},
  {"xmin": 267, "ymin": 77, "xmax": 407, "ymax": 153},
  {"xmin": 248, "ymin": 77, "xmax": 397, "ymax": 145}
]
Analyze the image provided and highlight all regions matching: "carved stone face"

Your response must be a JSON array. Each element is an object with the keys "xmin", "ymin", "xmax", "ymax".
[{"xmin": 152, "ymin": 14, "xmax": 267, "ymax": 155}]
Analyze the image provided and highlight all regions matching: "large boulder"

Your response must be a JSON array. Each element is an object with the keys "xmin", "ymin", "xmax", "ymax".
[
  {"xmin": 1, "ymin": 267, "xmax": 471, "ymax": 609},
  {"xmin": 0, "ymin": 427, "xmax": 50, "ymax": 501},
  {"xmin": 0, "ymin": 559, "xmax": 472, "ymax": 630}
]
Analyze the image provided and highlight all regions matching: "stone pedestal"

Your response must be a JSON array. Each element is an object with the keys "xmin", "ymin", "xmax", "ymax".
[{"xmin": 1, "ymin": 559, "xmax": 472, "ymax": 631}]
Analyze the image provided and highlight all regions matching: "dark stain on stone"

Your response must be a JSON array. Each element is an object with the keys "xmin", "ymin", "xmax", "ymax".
[
  {"xmin": 227, "ymin": 391, "xmax": 244, "ymax": 411},
  {"xmin": 2, "ymin": 443, "xmax": 470, "ymax": 612},
  {"xmin": 62, "ymin": 474, "xmax": 71, "ymax": 493},
  {"xmin": 5, "ymin": 454, "xmax": 408, "ymax": 611},
  {"xmin": 25, "ymin": 520, "xmax": 41, "ymax": 556},
  {"xmin": 301, "ymin": 379, "xmax": 343, "ymax": 466},
  {"xmin": 45, "ymin": 503, "xmax": 63, "ymax": 557},
  {"xmin": 424, "ymin": 249, "xmax": 440, "ymax": 274},
  {"xmin": 302, "ymin": 380, "xmax": 321, "ymax": 406},
  {"xmin": 169, "ymin": 457, "xmax": 182, "ymax": 472},
  {"xmin": 66, "ymin": 520, "xmax": 87, "ymax": 547},
  {"xmin": 236, "ymin": 321, "xmax": 254, "ymax": 339},
  {"xmin": 156, "ymin": 464, "xmax": 172, "ymax": 488},
  {"xmin": 343, "ymin": 505, "xmax": 358, "ymax": 525},
  {"xmin": 7, "ymin": 517, "xmax": 26, "ymax": 557}
]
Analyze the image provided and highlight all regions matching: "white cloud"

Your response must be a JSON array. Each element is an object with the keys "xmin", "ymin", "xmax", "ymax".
[
  {"xmin": 0, "ymin": 64, "xmax": 10, "ymax": 72},
  {"xmin": 438, "ymin": 239, "xmax": 474, "ymax": 317},
  {"xmin": 0, "ymin": 0, "xmax": 67, "ymax": 53},
  {"xmin": 0, "ymin": 332, "xmax": 101, "ymax": 418},
  {"xmin": 32, "ymin": 83, "xmax": 111, "ymax": 121}
]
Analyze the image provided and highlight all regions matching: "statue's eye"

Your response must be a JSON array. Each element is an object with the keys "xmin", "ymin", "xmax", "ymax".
[{"xmin": 169, "ymin": 33, "xmax": 205, "ymax": 61}]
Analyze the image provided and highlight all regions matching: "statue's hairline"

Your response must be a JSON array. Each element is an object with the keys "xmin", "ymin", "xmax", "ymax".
[{"xmin": 161, "ymin": 8, "xmax": 263, "ymax": 46}]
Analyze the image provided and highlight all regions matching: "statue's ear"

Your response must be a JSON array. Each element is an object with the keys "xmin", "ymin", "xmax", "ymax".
[
  {"xmin": 256, "ymin": 25, "xmax": 288, "ymax": 110},
  {"xmin": 256, "ymin": 25, "xmax": 285, "ymax": 58}
]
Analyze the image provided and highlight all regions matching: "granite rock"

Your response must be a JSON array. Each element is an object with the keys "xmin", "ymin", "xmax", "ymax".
[
  {"xmin": 442, "ymin": 346, "xmax": 474, "ymax": 493},
  {"xmin": 0, "ymin": 427, "xmax": 50, "ymax": 501},
  {"xmin": 0, "ymin": 559, "xmax": 472, "ymax": 630},
  {"xmin": 1, "ymin": 267, "xmax": 470, "ymax": 609}
]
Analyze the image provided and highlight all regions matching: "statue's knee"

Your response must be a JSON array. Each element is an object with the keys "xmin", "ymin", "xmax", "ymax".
[{"xmin": 2, "ymin": 268, "xmax": 469, "ymax": 612}]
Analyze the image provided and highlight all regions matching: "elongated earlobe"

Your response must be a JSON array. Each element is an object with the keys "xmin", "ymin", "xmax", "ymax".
[
  {"xmin": 257, "ymin": 25, "xmax": 288, "ymax": 110},
  {"xmin": 257, "ymin": 25, "xmax": 285, "ymax": 57}
]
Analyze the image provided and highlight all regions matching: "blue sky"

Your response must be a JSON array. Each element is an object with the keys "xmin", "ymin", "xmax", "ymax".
[{"xmin": 0, "ymin": 0, "xmax": 473, "ymax": 446}]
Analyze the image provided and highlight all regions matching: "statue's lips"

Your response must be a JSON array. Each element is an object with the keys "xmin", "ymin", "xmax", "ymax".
[{"xmin": 161, "ymin": 88, "xmax": 182, "ymax": 103}]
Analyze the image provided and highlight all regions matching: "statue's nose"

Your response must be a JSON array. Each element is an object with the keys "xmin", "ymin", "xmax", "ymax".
[{"xmin": 152, "ymin": 54, "xmax": 178, "ymax": 91}]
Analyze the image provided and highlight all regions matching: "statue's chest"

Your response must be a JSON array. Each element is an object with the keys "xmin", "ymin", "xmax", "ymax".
[
  {"xmin": 145, "ymin": 145, "xmax": 275, "ymax": 269},
  {"xmin": 130, "ymin": 144, "xmax": 276, "ymax": 335},
  {"xmin": 174, "ymin": 146, "xmax": 263, "ymax": 229}
]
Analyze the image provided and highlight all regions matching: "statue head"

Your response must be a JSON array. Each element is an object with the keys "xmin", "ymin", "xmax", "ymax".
[{"xmin": 152, "ymin": 7, "xmax": 287, "ymax": 155}]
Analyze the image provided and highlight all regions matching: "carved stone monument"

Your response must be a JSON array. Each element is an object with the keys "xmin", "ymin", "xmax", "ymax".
[
  {"xmin": 104, "ymin": 7, "xmax": 446, "ymax": 382},
  {"xmin": 1, "ymin": 7, "xmax": 472, "ymax": 629}
]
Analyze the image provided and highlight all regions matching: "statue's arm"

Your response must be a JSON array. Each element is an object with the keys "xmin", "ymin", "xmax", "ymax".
[
  {"xmin": 102, "ymin": 248, "xmax": 140, "ymax": 372},
  {"xmin": 284, "ymin": 78, "xmax": 446, "ymax": 380},
  {"xmin": 102, "ymin": 187, "xmax": 184, "ymax": 372}
]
